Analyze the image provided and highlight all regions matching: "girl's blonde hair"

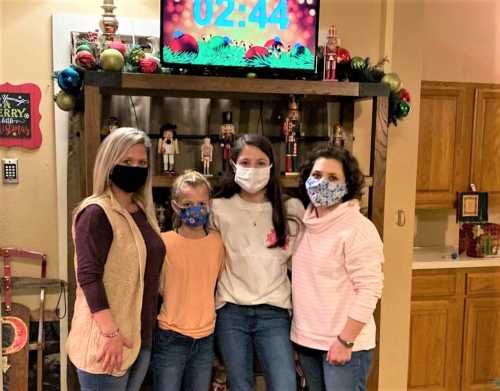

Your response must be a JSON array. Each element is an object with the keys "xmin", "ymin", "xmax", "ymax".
[
  {"xmin": 75, "ymin": 127, "xmax": 157, "ymax": 227},
  {"xmin": 171, "ymin": 170, "xmax": 212, "ymax": 229}
]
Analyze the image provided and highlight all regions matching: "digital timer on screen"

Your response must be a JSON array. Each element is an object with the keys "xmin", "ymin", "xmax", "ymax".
[{"xmin": 161, "ymin": 0, "xmax": 319, "ymax": 71}]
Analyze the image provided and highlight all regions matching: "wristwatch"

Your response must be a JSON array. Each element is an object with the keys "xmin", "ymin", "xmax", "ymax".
[{"xmin": 337, "ymin": 335, "xmax": 354, "ymax": 349}]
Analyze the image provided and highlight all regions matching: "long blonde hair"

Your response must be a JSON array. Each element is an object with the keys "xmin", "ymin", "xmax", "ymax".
[
  {"xmin": 171, "ymin": 170, "xmax": 212, "ymax": 230},
  {"xmin": 75, "ymin": 127, "xmax": 157, "ymax": 227}
]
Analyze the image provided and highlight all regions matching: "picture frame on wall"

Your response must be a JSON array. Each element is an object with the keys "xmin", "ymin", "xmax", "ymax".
[{"xmin": 456, "ymin": 191, "xmax": 488, "ymax": 222}]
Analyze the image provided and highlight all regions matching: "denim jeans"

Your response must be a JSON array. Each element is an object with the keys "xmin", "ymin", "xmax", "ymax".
[
  {"xmin": 215, "ymin": 303, "xmax": 297, "ymax": 391},
  {"xmin": 296, "ymin": 344, "xmax": 373, "ymax": 391},
  {"xmin": 151, "ymin": 328, "xmax": 215, "ymax": 391},
  {"xmin": 77, "ymin": 343, "xmax": 151, "ymax": 391}
]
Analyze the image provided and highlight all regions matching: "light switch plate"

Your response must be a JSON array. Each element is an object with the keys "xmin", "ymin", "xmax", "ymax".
[{"xmin": 2, "ymin": 158, "xmax": 18, "ymax": 184}]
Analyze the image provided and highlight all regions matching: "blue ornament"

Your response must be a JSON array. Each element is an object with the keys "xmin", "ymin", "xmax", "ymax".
[{"xmin": 57, "ymin": 66, "xmax": 82, "ymax": 94}]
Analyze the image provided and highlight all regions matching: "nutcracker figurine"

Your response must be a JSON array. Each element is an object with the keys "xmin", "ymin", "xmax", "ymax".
[
  {"xmin": 282, "ymin": 96, "xmax": 300, "ymax": 175},
  {"xmin": 220, "ymin": 111, "xmax": 235, "ymax": 172},
  {"xmin": 201, "ymin": 136, "xmax": 214, "ymax": 176},
  {"xmin": 329, "ymin": 123, "xmax": 345, "ymax": 148},
  {"xmin": 323, "ymin": 25, "xmax": 339, "ymax": 81},
  {"xmin": 158, "ymin": 123, "xmax": 180, "ymax": 175}
]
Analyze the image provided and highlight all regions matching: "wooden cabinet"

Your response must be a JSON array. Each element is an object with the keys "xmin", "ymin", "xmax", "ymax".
[
  {"xmin": 409, "ymin": 268, "xmax": 500, "ymax": 391},
  {"xmin": 471, "ymin": 88, "xmax": 500, "ymax": 208},
  {"xmin": 416, "ymin": 84, "xmax": 473, "ymax": 208},
  {"xmin": 416, "ymin": 82, "xmax": 500, "ymax": 209}
]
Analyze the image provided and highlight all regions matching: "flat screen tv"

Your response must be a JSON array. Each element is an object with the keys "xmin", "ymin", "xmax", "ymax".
[{"xmin": 160, "ymin": 0, "xmax": 320, "ymax": 78}]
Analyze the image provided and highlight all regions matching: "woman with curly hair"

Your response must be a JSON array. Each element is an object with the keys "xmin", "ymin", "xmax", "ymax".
[{"xmin": 291, "ymin": 146, "xmax": 384, "ymax": 391}]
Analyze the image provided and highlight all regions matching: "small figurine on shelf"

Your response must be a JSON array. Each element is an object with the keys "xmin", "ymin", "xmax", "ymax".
[
  {"xmin": 100, "ymin": 116, "xmax": 120, "ymax": 139},
  {"xmin": 155, "ymin": 203, "xmax": 168, "ymax": 232},
  {"xmin": 323, "ymin": 25, "xmax": 339, "ymax": 81},
  {"xmin": 329, "ymin": 123, "xmax": 345, "ymax": 148},
  {"xmin": 220, "ymin": 111, "xmax": 235, "ymax": 173},
  {"xmin": 201, "ymin": 136, "xmax": 214, "ymax": 176},
  {"xmin": 282, "ymin": 95, "xmax": 300, "ymax": 175},
  {"xmin": 158, "ymin": 123, "xmax": 180, "ymax": 175}
]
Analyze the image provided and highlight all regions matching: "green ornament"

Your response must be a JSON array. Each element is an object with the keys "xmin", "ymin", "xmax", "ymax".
[
  {"xmin": 382, "ymin": 73, "xmax": 402, "ymax": 92},
  {"xmin": 351, "ymin": 56, "xmax": 365, "ymax": 70},
  {"xmin": 76, "ymin": 44, "xmax": 92, "ymax": 53},
  {"xmin": 100, "ymin": 49, "xmax": 125, "ymax": 72},
  {"xmin": 127, "ymin": 46, "xmax": 146, "ymax": 66},
  {"xmin": 55, "ymin": 90, "xmax": 76, "ymax": 111},
  {"xmin": 398, "ymin": 101, "xmax": 410, "ymax": 117}
]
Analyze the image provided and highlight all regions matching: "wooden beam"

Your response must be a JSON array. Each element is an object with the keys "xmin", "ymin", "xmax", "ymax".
[{"xmin": 83, "ymin": 85, "xmax": 102, "ymax": 196}]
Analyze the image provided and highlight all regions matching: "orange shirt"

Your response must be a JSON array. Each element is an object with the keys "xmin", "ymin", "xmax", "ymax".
[{"xmin": 158, "ymin": 230, "xmax": 224, "ymax": 339}]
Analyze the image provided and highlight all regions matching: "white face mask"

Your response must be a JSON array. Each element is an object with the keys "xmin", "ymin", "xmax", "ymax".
[{"xmin": 234, "ymin": 164, "xmax": 272, "ymax": 194}]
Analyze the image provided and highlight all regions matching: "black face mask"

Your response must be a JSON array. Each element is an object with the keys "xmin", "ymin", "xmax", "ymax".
[{"xmin": 109, "ymin": 165, "xmax": 148, "ymax": 193}]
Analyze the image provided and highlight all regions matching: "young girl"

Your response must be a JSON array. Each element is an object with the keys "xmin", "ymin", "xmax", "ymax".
[
  {"xmin": 212, "ymin": 134, "xmax": 305, "ymax": 391},
  {"xmin": 152, "ymin": 171, "xmax": 224, "ymax": 391},
  {"xmin": 291, "ymin": 146, "xmax": 384, "ymax": 391}
]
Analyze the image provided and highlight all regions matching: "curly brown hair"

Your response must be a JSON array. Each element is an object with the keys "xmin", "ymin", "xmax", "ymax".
[{"xmin": 299, "ymin": 146, "xmax": 365, "ymax": 205}]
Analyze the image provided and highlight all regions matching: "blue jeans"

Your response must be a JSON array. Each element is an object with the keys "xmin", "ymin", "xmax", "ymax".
[
  {"xmin": 216, "ymin": 303, "xmax": 297, "ymax": 391},
  {"xmin": 151, "ymin": 328, "xmax": 215, "ymax": 391},
  {"xmin": 296, "ymin": 344, "xmax": 373, "ymax": 391},
  {"xmin": 77, "ymin": 343, "xmax": 151, "ymax": 391}
]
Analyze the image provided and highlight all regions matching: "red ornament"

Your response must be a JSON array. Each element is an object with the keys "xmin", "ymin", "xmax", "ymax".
[
  {"xmin": 75, "ymin": 50, "xmax": 96, "ymax": 70},
  {"xmin": 399, "ymin": 88, "xmax": 411, "ymax": 102},
  {"xmin": 245, "ymin": 46, "xmax": 270, "ymax": 60},
  {"xmin": 170, "ymin": 32, "xmax": 199, "ymax": 54},
  {"xmin": 139, "ymin": 57, "xmax": 159, "ymax": 73},
  {"xmin": 336, "ymin": 47, "xmax": 351, "ymax": 63},
  {"xmin": 107, "ymin": 41, "xmax": 127, "ymax": 55}
]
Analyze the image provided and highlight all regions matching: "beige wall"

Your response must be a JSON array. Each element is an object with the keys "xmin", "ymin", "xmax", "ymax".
[{"xmin": 422, "ymin": 0, "xmax": 500, "ymax": 84}]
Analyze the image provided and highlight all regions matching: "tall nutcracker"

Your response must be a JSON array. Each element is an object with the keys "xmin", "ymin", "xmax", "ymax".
[
  {"xmin": 282, "ymin": 95, "xmax": 300, "ymax": 175},
  {"xmin": 220, "ymin": 111, "xmax": 235, "ymax": 173},
  {"xmin": 323, "ymin": 25, "xmax": 339, "ymax": 81},
  {"xmin": 158, "ymin": 123, "xmax": 180, "ymax": 175},
  {"xmin": 201, "ymin": 136, "xmax": 214, "ymax": 176}
]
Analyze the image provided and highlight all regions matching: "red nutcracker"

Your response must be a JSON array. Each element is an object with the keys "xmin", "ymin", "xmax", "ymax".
[
  {"xmin": 220, "ymin": 111, "xmax": 235, "ymax": 172},
  {"xmin": 282, "ymin": 96, "xmax": 300, "ymax": 175},
  {"xmin": 323, "ymin": 25, "xmax": 339, "ymax": 81}
]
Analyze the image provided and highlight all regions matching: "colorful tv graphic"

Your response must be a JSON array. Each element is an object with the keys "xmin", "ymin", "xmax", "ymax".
[{"xmin": 161, "ymin": 0, "xmax": 319, "ymax": 70}]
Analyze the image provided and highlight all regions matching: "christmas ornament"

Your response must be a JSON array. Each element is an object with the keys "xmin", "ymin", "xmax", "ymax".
[
  {"xmin": 139, "ymin": 57, "xmax": 159, "ymax": 73},
  {"xmin": 170, "ymin": 31, "xmax": 199, "ymax": 54},
  {"xmin": 57, "ymin": 66, "xmax": 82, "ymax": 94},
  {"xmin": 382, "ymin": 73, "xmax": 402, "ymax": 92},
  {"xmin": 351, "ymin": 56, "xmax": 366, "ymax": 70},
  {"xmin": 127, "ymin": 45, "xmax": 146, "ymax": 66},
  {"xmin": 336, "ymin": 47, "xmax": 351, "ymax": 63},
  {"xmin": 399, "ymin": 88, "xmax": 411, "ymax": 102},
  {"xmin": 100, "ymin": 48, "xmax": 124, "ymax": 72},
  {"xmin": 398, "ymin": 101, "xmax": 410, "ymax": 117},
  {"xmin": 75, "ymin": 50, "xmax": 96, "ymax": 70},
  {"xmin": 107, "ymin": 40, "xmax": 127, "ymax": 55},
  {"xmin": 55, "ymin": 90, "xmax": 76, "ymax": 111},
  {"xmin": 245, "ymin": 46, "xmax": 270, "ymax": 60},
  {"xmin": 264, "ymin": 36, "xmax": 284, "ymax": 52},
  {"xmin": 207, "ymin": 36, "xmax": 231, "ymax": 51},
  {"xmin": 76, "ymin": 43, "xmax": 92, "ymax": 53}
]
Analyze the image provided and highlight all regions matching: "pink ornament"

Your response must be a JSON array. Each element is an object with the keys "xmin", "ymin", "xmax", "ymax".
[
  {"xmin": 75, "ymin": 50, "xmax": 96, "ymax": 70},
  {"xmin": 244, "ymin": 46, "xmax": 270, "ymax": 60},
  {"xmin": 399, "ymin": 88, "xmax": 411, "ymax": 102},
  {"xmin": 139, "ymin": 57, "xmax": 159, "ymax": 73},
  {"xmin": 107, "ymin": 41, "xmax": 127, "ymax": 55},
  {"xmin": 170, "ymin": 32, "xmax": 199, "ymax": 54}
]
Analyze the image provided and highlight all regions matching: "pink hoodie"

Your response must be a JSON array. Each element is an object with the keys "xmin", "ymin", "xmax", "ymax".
[{"xmin": 291, "ymin": 199, "xmax": 384, "ymax": 352}]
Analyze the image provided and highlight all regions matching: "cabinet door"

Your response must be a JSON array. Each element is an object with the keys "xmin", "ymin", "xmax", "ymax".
[
  {"xmin": 471, "ymin": 89, "xmax": 500, "ymax": 207},
  {"xmin": 416, "ymin": 84, "xmax": 473, "ymax": 208},
  {"xmin": 408, "ymin": 299, "xmax": 463, "ymax": 391},
  {"xmin": 463, "ymin": 297, "xmax": 500, "ymax": 391}
]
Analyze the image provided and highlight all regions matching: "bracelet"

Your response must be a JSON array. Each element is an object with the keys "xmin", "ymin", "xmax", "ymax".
[
  {"xmin": 337, "ymin": 335, "xmax": 354, "ymax": 349},
  {"xmin": 102, "ymin": 328, "xmax": 120, "ymax": 339}
]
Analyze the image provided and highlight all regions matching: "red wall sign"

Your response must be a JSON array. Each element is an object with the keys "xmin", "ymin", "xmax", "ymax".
[{"xmin": 0, "ymin": 83, "xmax": 42, "ymax": 149}]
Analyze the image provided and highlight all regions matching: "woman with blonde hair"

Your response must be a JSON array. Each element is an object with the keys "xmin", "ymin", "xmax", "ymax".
[{"xmin": 66, "ymin": 127, "xmax": 166, "ymax": 391}]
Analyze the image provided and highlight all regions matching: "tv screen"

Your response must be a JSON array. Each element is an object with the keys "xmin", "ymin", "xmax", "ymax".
[{"xmin": 161, "ymin": 0, "xmax": 319, "ymax": 75}]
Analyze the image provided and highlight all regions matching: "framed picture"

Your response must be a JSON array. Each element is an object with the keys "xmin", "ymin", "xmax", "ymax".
[{"xmin": 457, "ymin": 192, "xmax": 488, "ymax": 222}]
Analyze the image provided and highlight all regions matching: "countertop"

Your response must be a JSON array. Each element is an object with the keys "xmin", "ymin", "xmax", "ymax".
[{"xmin": 413, "ymin": 246, "xmax": 500, "ymax": 269}]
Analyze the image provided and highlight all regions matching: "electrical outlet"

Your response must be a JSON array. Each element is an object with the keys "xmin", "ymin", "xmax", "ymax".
[{"xmin": 2, "ymin": 158, "xmax": 19, "ymax": 184}]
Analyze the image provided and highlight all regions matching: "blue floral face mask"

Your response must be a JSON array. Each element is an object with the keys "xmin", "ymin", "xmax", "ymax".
[
  {"xmin": 305, "ymin": 177, "xmax": 348, "ymax": 208},
  {"xmin": 178, "ymin": 204, "xmax": 210, "ymax": 227}
]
